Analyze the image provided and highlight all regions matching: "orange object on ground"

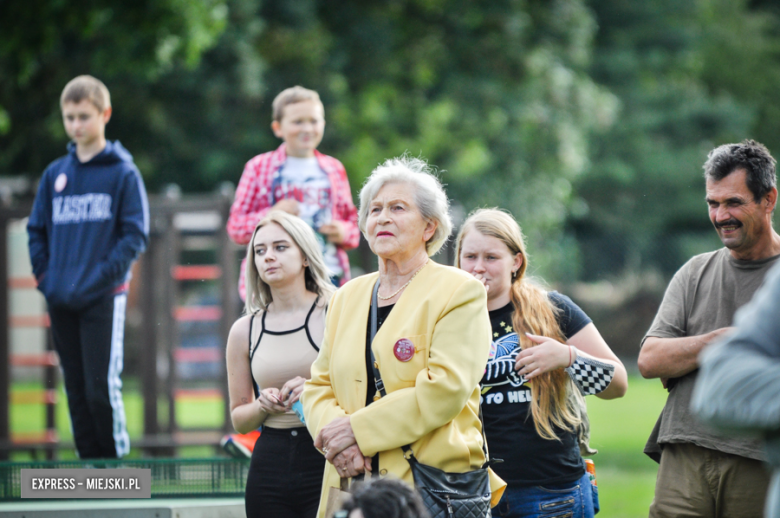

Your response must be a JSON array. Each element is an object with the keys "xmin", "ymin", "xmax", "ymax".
[{"xmin": 220, "ymin": 430, "xmax": 261, "ymax": 458}]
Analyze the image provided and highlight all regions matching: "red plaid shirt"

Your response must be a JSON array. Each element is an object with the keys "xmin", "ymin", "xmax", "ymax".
[{"xmin": 227, "ymin": 143, "xmax": 360, "ymax": 300}]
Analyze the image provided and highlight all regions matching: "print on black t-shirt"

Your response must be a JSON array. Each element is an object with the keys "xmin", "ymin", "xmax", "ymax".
[{"xmin": 482, "ymin": 312, "xmax": 530, "ymax": 404}]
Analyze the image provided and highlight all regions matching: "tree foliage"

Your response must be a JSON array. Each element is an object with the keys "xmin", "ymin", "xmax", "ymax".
[
  {"xmin": 573, "ymin": 0, "xmax": 780, "ymax": 280},
  {"xmin": 255, "ymin": 0, "xmax": 616, "ymax": 277},
  {"xmin": 5, "ymin": 0, "xmax": 780, "ymax": 282},
  {"xmin": 0, "ymin": 0, "xmax": 227, "ymax": 174},
  {"xmin": 2, "ymin": 0, "xmax": 616, "ymax": 279}
]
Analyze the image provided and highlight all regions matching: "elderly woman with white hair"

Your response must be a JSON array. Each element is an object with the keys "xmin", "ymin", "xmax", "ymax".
[{"xmin": 303, "ymin": 156, "xmax": 506, "ymax": 518}]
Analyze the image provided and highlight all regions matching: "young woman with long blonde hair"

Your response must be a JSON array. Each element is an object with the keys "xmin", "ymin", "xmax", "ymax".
[
  {"xmin": 226, "ymin": 211, "xmax": 335, "ymax": 518},
  {"xmin": 455, "ymin": 208, "xmax": 627, "ymax": 518}
]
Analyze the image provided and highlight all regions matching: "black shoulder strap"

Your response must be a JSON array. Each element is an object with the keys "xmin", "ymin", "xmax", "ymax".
[
  {"xmin": 304, "ymin": 296, "xmax": 320, "ymax": 326},
  {"xmin": 248, "ymin": 313, "xmax": 260, "ymax": 399},
  {"xmin": 248, "ymin": 313, "xmax": 254, "ymax": 355},
  {"xmin": 369, "ymin": 281, "xmax": 386, "ymax": 398},
  {"xmin": 304, "ymin": 296, "xmax": 321, "ymax": 352},
  {"xmin": 368, "ymin": 280, "xmax": 490, "ymax": 463},
  {"xmin": 250, "ymin": 311, "xmax": 265, "ymax": 361}
]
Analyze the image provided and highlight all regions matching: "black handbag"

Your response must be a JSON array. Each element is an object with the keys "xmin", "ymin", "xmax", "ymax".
[{"xmin": 369, "ymin": 281, "xmax": 493, "ymax": 518}]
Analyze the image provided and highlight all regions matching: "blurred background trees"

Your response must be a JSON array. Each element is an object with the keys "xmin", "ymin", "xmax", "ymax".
[
  {"xmin": 575, "ymin": 0, "xmax": 780, "ymax": 281},
  {"xmin": 0, "ymin": 0, "xmax": 228, "ymax": 179},
  {"xmin": 3, "ymin": 0, "xmax": 780, "ymax": 284}
]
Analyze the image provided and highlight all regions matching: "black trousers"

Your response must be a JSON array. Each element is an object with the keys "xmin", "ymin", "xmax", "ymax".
[
  {"xmin": 48, "ymin": 292, "xmax": 129, "ymax": 459},
  {"xmin": 245, "ymin": 426, "xmax": 325, "ymax": 518}
]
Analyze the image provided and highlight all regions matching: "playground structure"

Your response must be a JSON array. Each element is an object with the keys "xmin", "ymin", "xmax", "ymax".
[
  {"xmin": 0, "ymin": 192, "xmax": 243, "ymax": 459},
  {"xmin": 136, "ymin": 193, "xmax": 241, "ymax": 454},
  {"xmin": 0, "ymin": 201, "xmax": 58, "ymax": 459}
]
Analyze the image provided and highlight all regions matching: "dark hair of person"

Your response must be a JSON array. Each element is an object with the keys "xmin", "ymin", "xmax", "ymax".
[
  {"xmin": 703, "ymin": 139, "xmax": 777, "ymax": 202},
  {"xmin": 335, "ymin": 479, "xmax": 430, "ymax": 518}
]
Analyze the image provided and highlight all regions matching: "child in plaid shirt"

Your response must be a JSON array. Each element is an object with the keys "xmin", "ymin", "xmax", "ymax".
[{"xmin": 227, "ymin": 86, "xmax": 359, "ymax": 299}]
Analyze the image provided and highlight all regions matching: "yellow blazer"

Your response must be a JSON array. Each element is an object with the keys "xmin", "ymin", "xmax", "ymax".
[{"xmin": 302, "ymin": 261, "xmax": 506, "ymax": 517}]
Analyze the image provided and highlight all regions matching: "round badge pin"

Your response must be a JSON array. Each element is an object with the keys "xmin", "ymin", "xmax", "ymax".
[
  {"xmin": 393, "ymin": 338, "xmax": 415, "ymax": 362},
  {"xmin": 54, "ymin": 173, "xmax": 67, "ymax": 193}
]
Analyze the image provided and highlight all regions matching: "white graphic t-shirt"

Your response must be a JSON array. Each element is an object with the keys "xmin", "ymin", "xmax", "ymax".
[{"xmin": 271, "ymin": 156, "xmax": 341, "ymax": 277}]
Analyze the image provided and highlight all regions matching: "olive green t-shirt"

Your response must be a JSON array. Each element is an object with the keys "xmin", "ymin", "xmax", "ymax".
[{"xmin": 641, "ymin": 247, "xmax": 780, "ymax": 462}]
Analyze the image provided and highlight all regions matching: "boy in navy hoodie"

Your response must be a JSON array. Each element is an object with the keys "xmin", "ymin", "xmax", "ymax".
[{"xmin": 27, "ymin": 75, "xmax": 149, "ymax": 458}]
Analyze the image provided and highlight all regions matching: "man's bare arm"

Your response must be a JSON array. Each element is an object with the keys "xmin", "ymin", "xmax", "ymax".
[{"xmin": 638, "ymin": 328, "xmax": 734, "ymax": 379}]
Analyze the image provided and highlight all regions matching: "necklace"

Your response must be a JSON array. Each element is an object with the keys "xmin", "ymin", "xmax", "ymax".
[{"xmin": 377, "ymin": 260, "xmax": 429, "ymax": 300}]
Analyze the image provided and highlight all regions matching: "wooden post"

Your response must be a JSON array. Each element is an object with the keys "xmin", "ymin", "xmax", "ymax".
[
  {"xmin": 0, "ymin": 209, "xmax": 10, "ymax": 460},
  {"xmin": 140, "ymin": 227, "xmax": 160, "ymax": 450},
  {"xmin": 164, "ymin": 212, "xmax": 180, "ymax": 434},
  {"xmin": 44, "ymin": 328, "xmax": 56, "ymax": 460},
  {"xmin": 219, "ymin": 196, "xmax": 239, "ymax": 433}
]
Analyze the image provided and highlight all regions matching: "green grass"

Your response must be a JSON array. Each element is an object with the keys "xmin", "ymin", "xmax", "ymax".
[
  {"xmin": 587, "ymin": 375, "xmax": 667, "ymax": 518},
  {"xmin": 10, "ymin": 376, "xmax": 668, "ymax": 516}
]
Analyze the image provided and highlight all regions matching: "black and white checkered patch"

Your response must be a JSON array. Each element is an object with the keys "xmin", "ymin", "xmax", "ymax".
[{"xmin": 566, "ymin": 356, "xmax": 615, "ymax": 395}]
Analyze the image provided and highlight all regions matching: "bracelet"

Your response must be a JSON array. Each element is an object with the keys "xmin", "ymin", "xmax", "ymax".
[{"xmin": 568, "ymin": 346, "xmax": 576, "ymax": 367}]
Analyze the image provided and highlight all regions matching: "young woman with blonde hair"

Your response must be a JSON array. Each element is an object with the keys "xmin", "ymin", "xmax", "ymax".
[
  {"xmin": 226, "ymin": 210, "xmax": 335, "ymax": 518},
  {"xmin": 455, "ymin": 208, "xmax": 627, "ymax": 518}
]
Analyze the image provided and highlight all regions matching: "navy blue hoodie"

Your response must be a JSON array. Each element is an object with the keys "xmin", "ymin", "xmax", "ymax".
[{"xmin": 27, "ymin": 141, "xmax": 149, "ymax": 310}]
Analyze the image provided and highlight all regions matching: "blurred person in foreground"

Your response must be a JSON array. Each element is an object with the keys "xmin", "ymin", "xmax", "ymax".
[
  {"xmin": 27, "ymin": 75, "xmax": 149, "ymax": 459},
  {"xmin": 335, "ymin": 478, "xmax": 430, "ymax": 518},
  {"xmin": 637, "ymin": 139, "xmax": 780, "ymax": 517},
  {"xmin": 455, "ymin": 208, "xmax": 627, "ymax": 518},
  {"xmin": 226, "ymin": 211, "xmax": 334, "ymax": 518},
  {"xmin": 692, "ymin": 260, "xmax": 780, "ymax": 518},
  {"xmin": 302, "ymin": 157, "xmax": 506, "ymax": 517}
]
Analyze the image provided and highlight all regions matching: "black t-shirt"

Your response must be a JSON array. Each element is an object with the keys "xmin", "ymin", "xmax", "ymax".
[
  {"xmin": 482, "ymin": 291, "xmax": 592, "ymax": 486},
  {"xmin": 362, "ymin": 302, "xmax": 394, "ymax": 477},
  {"xmin": 365, "ymin": 304, "xmax": 395, "ymax": 407}
]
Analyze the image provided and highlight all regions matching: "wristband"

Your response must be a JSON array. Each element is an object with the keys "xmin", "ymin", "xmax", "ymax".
[{"xmin": 566, "ymin": 355, "xmax": 615, "ymax": 395}]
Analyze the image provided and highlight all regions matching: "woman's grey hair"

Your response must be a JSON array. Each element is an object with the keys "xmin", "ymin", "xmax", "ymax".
[
  {"xmin": 244, "ymin": 211, "xmax": 335, "ymax": 313},
  {"xmin": 358, "ymin": 156, "xmax": 453, "ymax": 256}
]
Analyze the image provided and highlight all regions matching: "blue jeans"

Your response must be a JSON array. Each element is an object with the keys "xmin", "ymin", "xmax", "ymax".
[{"xmin": 494, "ymin": 472, "xmax": 595, "ymax": 518}]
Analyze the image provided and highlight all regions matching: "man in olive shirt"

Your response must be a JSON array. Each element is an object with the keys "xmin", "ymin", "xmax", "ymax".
[{"xmin": 638, "ymin": 139, "xmax": 780, "ymax": 518}]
